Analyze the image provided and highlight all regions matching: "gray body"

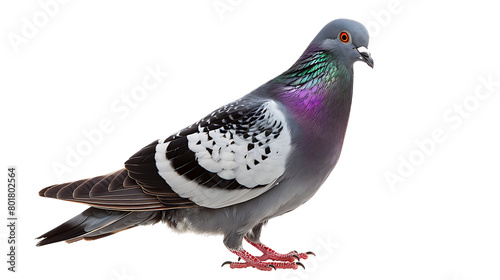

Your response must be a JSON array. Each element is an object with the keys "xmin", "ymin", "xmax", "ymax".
[{"xmin": 165, "ymin": 79, "xmax": 353, "ymax": 249}]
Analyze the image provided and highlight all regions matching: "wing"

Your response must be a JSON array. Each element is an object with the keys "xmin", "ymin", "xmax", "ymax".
[
  {"xmin": 39, "ymin": 169, "xmax": 195, "ymax": 211},
  {"xmin": 125, "ymin": 98, "xmax": 293, "ymax": 208}
]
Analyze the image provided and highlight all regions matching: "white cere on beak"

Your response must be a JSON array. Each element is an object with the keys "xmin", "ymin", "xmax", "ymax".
[{"xmin": 356, "ymin": 46, "xmax": 370, "ymax": 58}]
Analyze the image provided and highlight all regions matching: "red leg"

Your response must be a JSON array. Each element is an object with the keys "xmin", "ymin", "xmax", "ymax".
[
  {"xmin": 244, "ymin": 237, "xmax": 315, "ymax": 262},
  {"xmin": 222, "ymin": 249, "xmax": 303, "ymax": 271}
]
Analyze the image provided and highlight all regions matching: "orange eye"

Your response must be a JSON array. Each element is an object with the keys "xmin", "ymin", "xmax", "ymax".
[{"xmin": 339, "ymin": 31, "xmax": 350, "ymax": 43}]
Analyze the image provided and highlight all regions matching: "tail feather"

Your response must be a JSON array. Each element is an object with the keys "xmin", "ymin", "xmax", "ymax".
[
  {"xmin": 36, "ymin": 207, "xmax": 162, "ymax": 246},
  {"xmin": 37, "ymin": 169, "xmax": 194, "ymax": 246}
]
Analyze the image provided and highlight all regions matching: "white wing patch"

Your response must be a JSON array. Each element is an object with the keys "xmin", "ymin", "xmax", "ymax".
[
  {"xmin": 187, "ymin": 101, "xmax": 290, "ymax": 187},
  {"xmin": 154, "ymin": 100, "xmax": 292, "ymax": 208}
]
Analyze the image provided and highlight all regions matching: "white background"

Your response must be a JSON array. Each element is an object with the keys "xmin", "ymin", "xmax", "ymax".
[{"xmin": 1, "ymin": 1, "xmax": 500, "ymax": 280}]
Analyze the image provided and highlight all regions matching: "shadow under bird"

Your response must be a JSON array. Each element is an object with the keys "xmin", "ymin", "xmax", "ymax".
[{"xmin": 37, "ymin": 18, "xmax": 373, "ymax": 271}]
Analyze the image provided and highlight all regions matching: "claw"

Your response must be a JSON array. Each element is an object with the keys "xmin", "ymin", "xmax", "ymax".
[{"xmin": 227, "ymin": 247, "xmax": 313, "ymax": 270}]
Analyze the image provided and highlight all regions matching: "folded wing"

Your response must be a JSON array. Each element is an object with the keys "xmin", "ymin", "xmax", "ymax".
[{"xmin": 40, "ymin": 98, "xmax": 293, "ymax": 210}]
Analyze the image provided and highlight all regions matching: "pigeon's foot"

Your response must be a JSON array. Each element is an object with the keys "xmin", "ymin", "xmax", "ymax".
[
  {"xmin": 244, "ymin": 237, "xmax": 315, "ymax": 262},
  {"xmin": 222, "ymin": 249, "xmax": 304, "ymax": 271}
]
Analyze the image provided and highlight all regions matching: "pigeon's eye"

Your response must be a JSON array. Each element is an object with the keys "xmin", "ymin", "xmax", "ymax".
[{"xmin": 339, "ymin": 31, "xmax": 350, "ymax": 43}]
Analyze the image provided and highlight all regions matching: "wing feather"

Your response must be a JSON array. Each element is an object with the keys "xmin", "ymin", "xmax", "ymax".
[{"xmin": 39, "ymin": 169, "xmax": 195, "ymax": 211}]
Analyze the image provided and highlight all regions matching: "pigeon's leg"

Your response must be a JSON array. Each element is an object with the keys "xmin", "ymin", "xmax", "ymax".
[
  {"xmin": 244, "ymin": 237, "xmax": 314, "ymax": 262},
  {"xmin": 244, "ymin": 223, "xmax": 315, "ymax": 262},
  {"xmin": 222, "ymin": 229, "xmax": 303, "ymax": 270}
]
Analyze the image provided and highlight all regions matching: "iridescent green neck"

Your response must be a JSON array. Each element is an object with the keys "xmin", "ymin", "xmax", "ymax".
[
  {"xmin": 274, "ymin": 48, "xmax": 353, "ymax": 128},
  {"xmin": 280, "ymin": 51, "xmax": 338, "ymax": 91}
]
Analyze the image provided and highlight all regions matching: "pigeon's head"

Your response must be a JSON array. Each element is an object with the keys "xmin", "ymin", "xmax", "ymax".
[{"xmin": 312, "ymin": 19, "xmax": 374, "ymax": 68}]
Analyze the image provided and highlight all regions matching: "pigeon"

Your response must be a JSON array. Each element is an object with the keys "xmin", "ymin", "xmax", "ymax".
[{"xmin": 37, "ymin": 18, "xmax": 373, "ymax": 271}]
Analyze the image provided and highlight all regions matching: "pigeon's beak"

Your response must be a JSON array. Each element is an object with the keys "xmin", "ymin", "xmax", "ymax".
[{"xmin": 356, "ymin": 46, "xmax": 374, "ymax": 68}]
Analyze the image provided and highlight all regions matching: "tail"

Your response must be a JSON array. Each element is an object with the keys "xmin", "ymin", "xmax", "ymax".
[
  {"xmin": 36, "ymin": 169, "xmax": 192, "ymax": 246},
  {"xmin": 36, "ymin": 207, "xmax": 163, "ymax": 246}
]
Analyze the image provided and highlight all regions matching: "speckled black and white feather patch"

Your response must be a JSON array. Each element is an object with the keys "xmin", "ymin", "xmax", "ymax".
[{"xmin": 150, "ymin": 99, "xmax": 292, "ymax": 208}]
